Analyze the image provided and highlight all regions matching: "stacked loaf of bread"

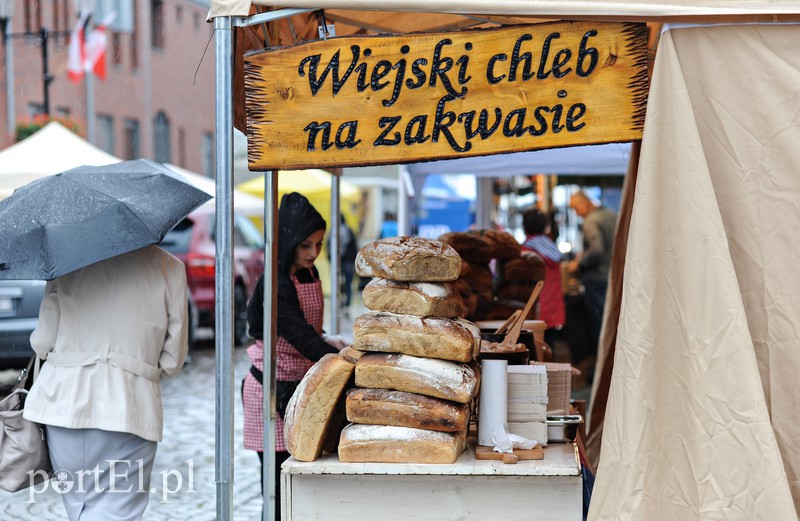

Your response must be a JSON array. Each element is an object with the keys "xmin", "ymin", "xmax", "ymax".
[
  {"xmin": 437, "ymin": 230, "xmax": 545, "ymax": 322},
  {"xmin": 341, "ymin": 236, "xmax": 482, "ymax": 464}
]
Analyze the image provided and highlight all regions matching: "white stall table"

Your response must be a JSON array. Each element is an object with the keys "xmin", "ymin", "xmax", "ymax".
[{"xmin": 282, "ymin": 442, "xmax": 582, "ymax": 521}]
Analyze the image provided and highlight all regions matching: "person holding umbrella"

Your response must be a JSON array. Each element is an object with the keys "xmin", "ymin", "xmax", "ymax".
[
  {"xmin": 243, "ymin": 192, "xmax": 347, "ymax": 520},
  {"xmin": 24, "ymin": 246, "xmax": 188, "ymax": 520},
  {"xmin": 0, "ymin": 160, "xmax": 210, "ymax": 521}
]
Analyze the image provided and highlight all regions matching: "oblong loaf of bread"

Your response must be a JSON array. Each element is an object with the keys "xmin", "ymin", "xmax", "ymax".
[
  {"xmin": 362, "ymin": 278, "xmax": 466, "ymax": 318},
  {"xmin": 355, "ymin": 236, "xmax": 461, "ymax": 282},
  {"xmin": 346, "ymin": 388, "xmax": 469, "ymax": 432},
  {"xmin": 353, "ymin": 311, "xmax": 480, "ymax": 362},
  {"xmin": 338, "ymin": 424, "xmax": 465, "ymax": 464},
  {"xmin": 355, "ymin": 352, "xmax": 479, "ymax": 403},
  {"xmin": 284, "ymin": 353, "xmax": 356, "ymax": 462}
]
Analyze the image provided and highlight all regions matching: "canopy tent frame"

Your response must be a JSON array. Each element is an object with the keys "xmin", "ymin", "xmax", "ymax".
[{"xmin": 212, "ymin": 6, "xmax": 800, "ymax": 521}]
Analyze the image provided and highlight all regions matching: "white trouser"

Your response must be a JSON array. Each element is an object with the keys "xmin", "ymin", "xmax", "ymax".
[{"xmin": 45, "ymin": 426, "xmax": 157, "ymax": 521}]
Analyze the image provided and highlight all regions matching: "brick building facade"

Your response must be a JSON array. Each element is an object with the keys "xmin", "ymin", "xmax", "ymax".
[{"xmin": 0, "ymin": 0, "xmax": 216, "ymax": 176}]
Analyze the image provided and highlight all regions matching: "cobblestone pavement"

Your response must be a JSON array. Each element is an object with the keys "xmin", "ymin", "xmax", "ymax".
[{"xmin": 0, "ymin": 296, "xmax": 361, "ymax": 520}]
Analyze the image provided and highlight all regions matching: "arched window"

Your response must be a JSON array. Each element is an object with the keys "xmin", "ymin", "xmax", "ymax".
[{"xmin": 154, "ymin": 112, "xmax": 171, "ymax": 163}]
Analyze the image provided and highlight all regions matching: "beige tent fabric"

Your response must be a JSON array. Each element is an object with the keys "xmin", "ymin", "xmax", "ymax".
[
  {"xmin": 209, "ymin": 1, "xmax": 800, "ymax": 21},
  {"xmin": 589, "ymin": 24, "xmax": 800, "ymax": 520},
  {"xmin": 584, "ymin": 141, "xmax": 639, "ymax": 466}
]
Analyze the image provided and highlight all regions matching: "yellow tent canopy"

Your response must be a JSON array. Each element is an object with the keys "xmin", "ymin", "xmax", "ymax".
[
  {"xmin": 238, "ymin": 169, "xmax": 363, "ymax": 294},
  {"xmin": 238, "ymin": 169, "xmax": 361, "ymax": 230}
]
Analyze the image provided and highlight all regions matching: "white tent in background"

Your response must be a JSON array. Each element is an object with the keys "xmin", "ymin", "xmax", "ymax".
[
  {"xmin": 0, "ymin": 121, "xmax": 121, "ymax": 199},
  {"xmin": 164, "ymin": 163, "xmax": 265, "ymax": 219},
  {"xmin": 406, "ymin": 143, "xmax": 632, "ymax": 177}
]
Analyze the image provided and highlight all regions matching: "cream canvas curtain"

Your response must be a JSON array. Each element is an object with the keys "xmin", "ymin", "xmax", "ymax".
[{"xmin": 589, "ymin": 24, "xmax": 800, "ymax": 520}]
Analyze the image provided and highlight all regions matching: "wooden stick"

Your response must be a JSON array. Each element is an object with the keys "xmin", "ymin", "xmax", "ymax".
[
  {"xmin": 503, "ymin": 280, "xmax": 544, "ymax": 348},
  {"xmin": 494, "ymin": 310, "xmax": 522, "ymax": 334}
]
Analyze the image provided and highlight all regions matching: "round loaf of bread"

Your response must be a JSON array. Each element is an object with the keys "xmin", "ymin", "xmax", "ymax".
[
  {"xmin": 355, "ymin": 236, "xmax": 461, "ymax": 282},
  {"xmin": 283, "ymin": 353, "xmax": 356, "ymax": 462},
  {"xmin": 362, "ymin": 278, "xmax": 466, "ymax": 318},
  {"xmin": 461, "ymin": 262, "xmax": 494, "ymax": 292},
  {"xmin": 467, "ymin": 229, "xmax": 522, "ymax": 260},
  {"xmin": 502, "ymin": 255, "xmax": 546, "ymax": 282},
  {"xmin": 438, "ymin": 232, "xmax": 492, "ymax": 264}
]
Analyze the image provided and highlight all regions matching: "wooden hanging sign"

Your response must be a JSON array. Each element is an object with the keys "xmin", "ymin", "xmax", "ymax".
[{"xmin": 244, "ymin": 21, "xmax": 648, "ymax": 170}]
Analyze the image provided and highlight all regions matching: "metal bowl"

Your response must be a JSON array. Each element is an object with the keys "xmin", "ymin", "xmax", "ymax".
[{"xmin": 545, "ymin": 415, "xmax": 583, "ymax": 442}]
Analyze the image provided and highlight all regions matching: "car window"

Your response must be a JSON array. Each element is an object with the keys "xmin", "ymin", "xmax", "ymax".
[
  {"xmin": 210, "ymin": 214, "xmax": 264, "ymax": 249},
  {"xmin": 159, "ymin": 218, "xmax": 194, "ymax": 254},
  {"xmin": 236, "ymin": 215, "xmax": 264, "ymax": 248}
]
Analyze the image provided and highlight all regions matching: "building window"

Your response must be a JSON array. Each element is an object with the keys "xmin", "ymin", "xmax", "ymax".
[
  {"xmin": 176, "ymin": 5, "xmax": 183, "ymax": 24},
  {"xmin": 154, "ymin": 112, "xmax": 171, "ymax": 163},
  {"xmin": 123, "ymin": 118, "xmax": 140, "ymax": 160},
  {"xmin": 177, "ymin": 127, "xmax": 186, "ymax": 167},
  {"xmin": 27, "ymin": 102, "xmax": 44, "ymax": 118},
  {"xmin": 202, "ymin": 132, "xmax": 214, "ymax": 177},
  {"xmin": 96, "ymin": 114, "xmax": 114, "ymax": 154},
  {"xmin": 130, "ymin": 0, "xmax": 139, "ymax": 69},
  {"xmin": 56, "ymin": 106, "xmax": 70, "ymax": 118},
  {"xmin": 151, "ymin": 0, "xmax": 164, "ymax": 49},
  {"xmin": 112, "ymin": 31, "xmax": 122, "ymax": 65}
]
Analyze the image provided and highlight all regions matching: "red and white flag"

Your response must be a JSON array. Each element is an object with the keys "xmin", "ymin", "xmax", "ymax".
[
  {"xmin": 66, "ymin": 11, "xmax": 90, "ymax": 83},
  {"xmin": 84, "ymin": 12, "xmax": 116, "ymax": 80}
]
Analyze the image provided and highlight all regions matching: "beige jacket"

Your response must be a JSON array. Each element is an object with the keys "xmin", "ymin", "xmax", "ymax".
[{"xmin": 23, "ymin": 245, "xmax": 188, "ymax": 442}]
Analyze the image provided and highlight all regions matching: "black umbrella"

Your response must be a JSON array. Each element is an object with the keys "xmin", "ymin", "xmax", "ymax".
[{"xmin": 0, "ymin": 159, "xmax": 212, "ymax": 280}]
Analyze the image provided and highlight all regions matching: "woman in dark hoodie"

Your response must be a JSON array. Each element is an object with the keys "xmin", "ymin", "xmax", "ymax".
[{"xmin": 243, "ymin": 192, "xmax": 345, "ymax": 518}]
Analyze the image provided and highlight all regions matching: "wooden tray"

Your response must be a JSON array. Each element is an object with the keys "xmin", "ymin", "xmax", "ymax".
[{"xmin": 475, "ymin": 444, "xmax": 544, "ymax": 463}]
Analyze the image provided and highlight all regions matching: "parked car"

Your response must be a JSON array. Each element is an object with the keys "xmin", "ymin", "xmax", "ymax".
[
  {"xmin": 0, "ymin": 279, "xmax": 46, "ymax": 369},
  {"xmin": 159, "ymin": 206, "xmax": 264, "ymax": 347}
]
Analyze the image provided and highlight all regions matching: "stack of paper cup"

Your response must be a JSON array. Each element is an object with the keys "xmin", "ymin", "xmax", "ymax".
[{"xmin": 477, "ymin": 359, "xmax": 508, "ymax": 446}]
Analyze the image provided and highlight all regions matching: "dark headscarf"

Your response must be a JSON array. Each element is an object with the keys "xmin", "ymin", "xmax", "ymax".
[{"xmin": 277, "ymin": 192, "xmax": 327, "ymax": 276}]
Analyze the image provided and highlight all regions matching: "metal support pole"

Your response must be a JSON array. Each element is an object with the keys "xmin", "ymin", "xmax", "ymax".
[
  {"xmin": 213, "ymin": 16, "xmax": 234, "ymax": 521},
  {"xmin": 330, "ymin": 174, "xmax": 340, "ymax": 336},
  {"xmin": 86, "ymin": 72, "xmax": 95, "ymax": 143},
  {"xmin": 262, "ymin": 171, "xmax": 278, "ymax": 521},
  {"xmin": 476, "ymin": 177, "xmax": 494, "ymax": 229},
  {"xmin": 398, "ymin": 166, "xmax": 410, "ymax": 236}
]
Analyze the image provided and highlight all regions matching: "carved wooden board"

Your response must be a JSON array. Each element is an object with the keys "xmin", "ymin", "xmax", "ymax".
[{"xmin": 244, "ymin": 21, "xmax": 648, "ymax": 170}]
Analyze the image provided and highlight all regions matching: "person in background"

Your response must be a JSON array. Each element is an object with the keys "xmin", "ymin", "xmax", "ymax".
[
  {"xmin": 23, "ymin": 245, "xmax": 188, "ymax": 521},
  {"xmin": 243, "ymin": 192, "xmax": 347, "ymax": 521},
  {"xmin": 521, "ymin": 208, "xmax": 566, "ymax": 348},
  {"xmin": 328, "ymin": 214, "xmax": 359, "ymax": 313},
  {"xmin": 379, "ymin": 212, "xmax": 398, "ymax": 239},
  {"xmin": 568, "ymin": 191, "xmax": 617, "ymax": 355}
]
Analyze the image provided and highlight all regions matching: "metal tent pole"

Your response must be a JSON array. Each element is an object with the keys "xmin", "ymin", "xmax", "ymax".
[
  {"xmin": 330, "ymin": 174, "xmax": 341, "ymax": 336},
  {"xmin": 223, "ymin": 10, "xmax": 313, "ymax": 521},
  {"xmin": 262, "ymin": 171, "xmax": 278, "ymax": 521},
  {"xmin": 214, "ymin": 15, "xmax": 235, "ymax": 521}
]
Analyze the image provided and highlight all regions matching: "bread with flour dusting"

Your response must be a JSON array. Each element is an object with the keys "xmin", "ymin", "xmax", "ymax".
[
  {"xmin": 346, "ymin": 388, "xmax": 470, "ymax": 432},
  {"xmin": 355, "ymin": 352, "xmax": 479, "ymax": 403},
  {"xmin": 355, "ymin": 236, "xmax": 461, "ymax": 282},
  {"xmin": 338, "ymin": 424, "xmax": 466, "ymax": 464},
  {"xmin": 283, "ymin": 353, "xmax": 356, "ymax": 462},
  {"xmin": 362, "ymin": 278, "xmax": 466, "ymax": 318},
  {"xmin": 353, "ymin": 311, "xmax": 480, "ymax": 362}
]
